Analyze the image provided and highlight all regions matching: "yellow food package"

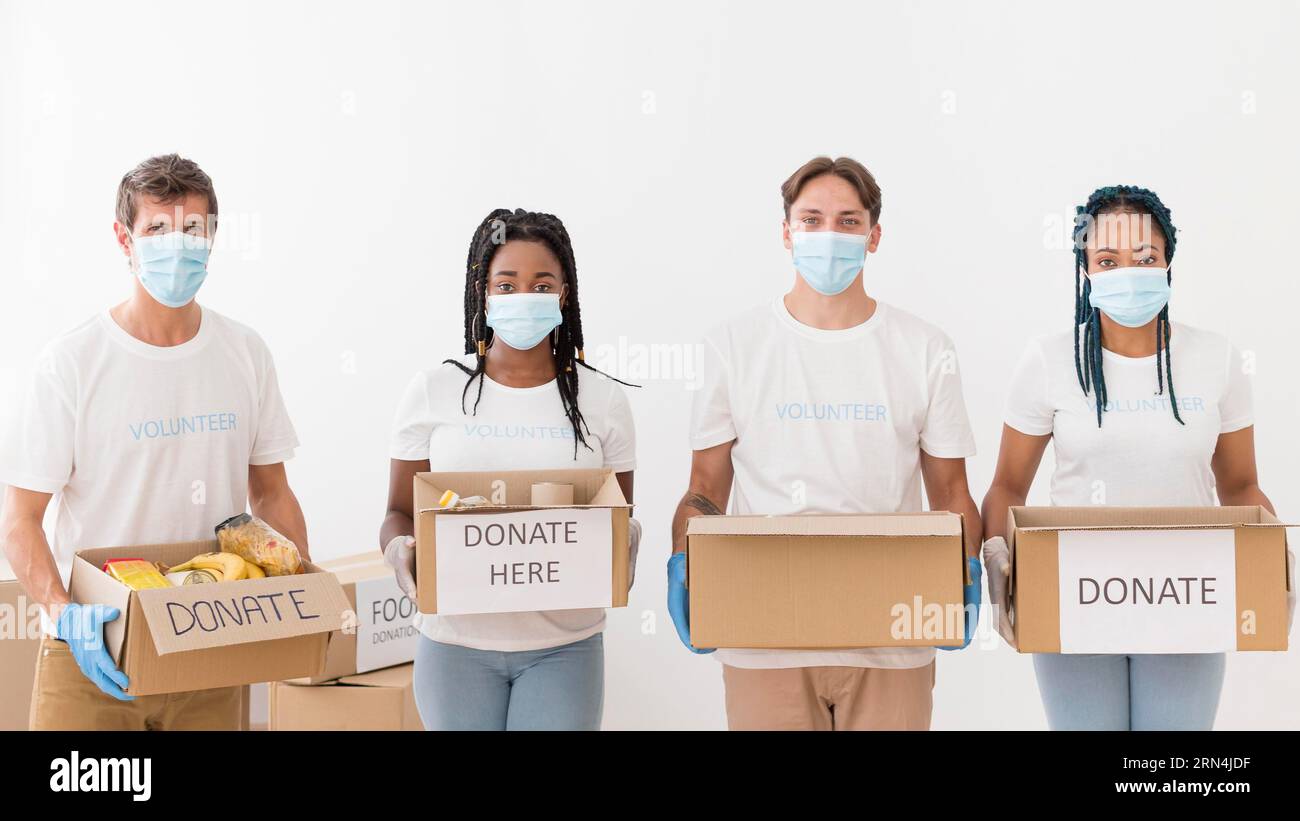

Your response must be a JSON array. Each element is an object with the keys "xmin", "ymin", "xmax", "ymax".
[
  {"xmin": 103, "ymin": 559, "xmax": 173, "ymax": 590},
  {"xmin": 215, "ymin": 513, "xmax": 302, "ymax": 576}
]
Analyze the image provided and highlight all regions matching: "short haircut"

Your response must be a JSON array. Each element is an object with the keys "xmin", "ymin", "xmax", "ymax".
[
  {"xmin": 781, "ymin": 156, "xmax": 882, "ymax": 223},
  {"xmin": 115, "ymin": 153, "xmax": 218, "ymax": 231}
]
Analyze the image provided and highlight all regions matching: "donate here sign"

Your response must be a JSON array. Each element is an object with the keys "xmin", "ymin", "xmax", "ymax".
[
  {"xmin": 434, "ymin": 508, "xmax": 614, "ymax": 615},
  {"xmin": 1057, "ymin": 529, "xmax": 1238, "ymax": 653}
]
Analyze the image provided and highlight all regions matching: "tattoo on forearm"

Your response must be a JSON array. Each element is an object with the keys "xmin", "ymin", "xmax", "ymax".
[{"xmin": 684, "ymin": 493, "xmax": 723, "ymax": 516}]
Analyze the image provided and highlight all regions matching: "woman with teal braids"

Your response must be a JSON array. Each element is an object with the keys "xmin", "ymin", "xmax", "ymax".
[
  {"xmin": 978, "ymin": 185, "xmax": 1292, "ymax": 730},
  {"xmin": 1071, "ymin": 186, "xmax": 1182, "ymax": 428}
]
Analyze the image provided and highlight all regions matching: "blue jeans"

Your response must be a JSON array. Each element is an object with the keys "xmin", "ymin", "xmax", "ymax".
[
  {"xmin": 1033, "ymin": 652, "xmax": 1225, "ymax": 730},
  {"xmin": 412, "ymin": 633, "xmax": 604, "ymax": 730}
]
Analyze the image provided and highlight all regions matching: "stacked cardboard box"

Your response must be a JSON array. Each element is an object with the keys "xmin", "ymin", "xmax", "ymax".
[
  {"xmin": 308, "ymin": 554, "xmax": 420, "ymax": 683},
  {"xmin": 268, "ymin": 551, "xmax": 421, "ymax": 730},
  {"xmin": 0, "ymin": 577, "xmax": 42, "ymax": 730},
  {"xmin": 269, "ymin": 664, "xmax": 419, "ymax": 731}
]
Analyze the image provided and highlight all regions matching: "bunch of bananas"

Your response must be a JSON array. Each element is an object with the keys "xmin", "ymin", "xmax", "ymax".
[{"xmin": 164, "ymin": 552, "xmax": 268, "ymax": 584}]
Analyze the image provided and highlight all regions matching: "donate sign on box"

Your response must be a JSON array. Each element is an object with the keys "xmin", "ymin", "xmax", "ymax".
[
  {"xmin": 1056, "ymin": 528, "xmax": 1238, "ymax": 653},
  {"xmin": 434, "ymin": 507, "xmax": 614, "ymax": 615},
  {"xmin": 1004, "ymin": 506, "xmax": 1292, "ymax": 654},
  {"xmin": 413, "ymin": 468, "xmax": 632, "ymax": 616}
]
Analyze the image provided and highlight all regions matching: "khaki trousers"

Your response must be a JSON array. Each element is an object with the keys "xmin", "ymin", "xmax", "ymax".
[
  {"xmin": 29, "ymin": 637, "xmax": 242, "ymax": 731},
  {"xmin": 722, "ymin": 661, "xmax": 936, "ymax": 731}
]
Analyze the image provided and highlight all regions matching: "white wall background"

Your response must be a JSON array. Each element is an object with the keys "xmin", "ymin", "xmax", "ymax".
[{"xmin": 1, "ymin": 0, "xmax": 1296, "ymax": 730}]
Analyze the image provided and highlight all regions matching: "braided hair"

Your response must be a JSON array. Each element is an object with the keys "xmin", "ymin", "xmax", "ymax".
[
  {"xmin": 444, "ymin": 208, "xmax": 635, "ymax": 458},
  {"xmin": 1072, "ymin": 185, "xmax": 1181, "ymax": 427}
]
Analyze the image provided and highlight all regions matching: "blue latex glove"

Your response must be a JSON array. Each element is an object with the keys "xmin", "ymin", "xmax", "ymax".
[
  {"xmin": 939, "ymin": 557, "xmax": 983, "ymax": 651},
  {"xmin": 667, "ymin": 553, "xmax": 714, "ymax": 654},
  {"xmin": 56, "ymin": 603, "xmax": 133, "ymax": 701}
]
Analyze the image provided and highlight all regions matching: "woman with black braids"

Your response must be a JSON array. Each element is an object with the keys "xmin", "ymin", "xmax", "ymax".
[
  {"xmin": 379, "ymin": 208, "xmax": 638, "ymax": 731},
  {"xmin": 980, "ymin": 185, "xmax": 1290, "ymax": 730}
]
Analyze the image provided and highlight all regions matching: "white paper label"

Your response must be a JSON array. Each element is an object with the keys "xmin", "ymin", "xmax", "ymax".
[
  {"xmin": 353, "ymin": 575, "xmax": 419, "ymax": 673},
  {"xmin": 1057, "ymin": 529, "xmax": 1237, "ymax": 653},
  {"xmin": 434, "ymin": 508, "xmax": 613, "ymax": 616}
]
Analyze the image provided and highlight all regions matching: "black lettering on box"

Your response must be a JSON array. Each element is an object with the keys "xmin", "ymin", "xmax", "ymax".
[
  {"xmin": 214, "ymin": 599, "xmax": 245, "ymax": 627},
  {"xmin": 193, "ymin": 601, "xmax": 219, "ymax": 632},
  {"xmin": 1079, "ymin": 578, "xmax": 1099, "ymax": 604},
  {"xmin": 288, "ymin": 588, "xmax": 318, "ymax": 619},
  {"xmin": 166, "ymin": 602, "xmax": 196, "ymax": 635},
  {"xmin": 258, "ymin": 592, "xmax": 285, "ymax": 620},
  {"xmin": 241, "ymin": 595, "xmax": 268, "ymax": 624},
  {"xmin": 1078, "ymin": 576, "xmax": 1222, "ymax": 605}
]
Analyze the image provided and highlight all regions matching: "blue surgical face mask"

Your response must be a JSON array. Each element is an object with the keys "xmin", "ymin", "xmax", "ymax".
[
  {"xmin": 132, "ymin": 230, "xmax": 211, "ymax": 308},
  {"xmin": 486, "ymin": 293, "xmax": 564, "ymax": 350},
  {"xmin": 1087, "ymin": 266, "xmax": 1171, "ymax": 327},
  {"xmin": 791, "ymin": 230, "xmax": 868, "ymax": 296}
]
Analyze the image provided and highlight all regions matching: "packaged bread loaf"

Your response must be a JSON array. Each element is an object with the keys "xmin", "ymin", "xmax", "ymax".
[{"xmin": 215, "ymin": 513, "xmax": 302, "ymax": 576}]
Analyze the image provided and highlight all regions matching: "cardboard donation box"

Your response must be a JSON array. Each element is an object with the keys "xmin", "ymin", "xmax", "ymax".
[
  {"xmin": 414, "ymin": 468, "xmax": 631, "ymax": 616},
  {"xmin": 269, "ymin": 664, "xmax": 420, "ymax": 731},
  {"xmin": 310, "ymin": 553, "xmax": 419, "ymax": 683},
  {"xmin": 1006, "ymin": 506, "xmax": 1292, "ymax": 653},
  {"xmin": 686, "ymin": 513, "xmax": 968, "ymax": 649},
  {"xmin": 0, "ymin": 578, "xmax": 42, "ymax": 729},
  {"xmin": 68, "ymin": 540, "xmax": 351, "ymax": 696}
]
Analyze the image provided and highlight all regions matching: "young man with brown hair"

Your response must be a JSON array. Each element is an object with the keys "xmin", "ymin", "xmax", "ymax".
[
  {"xmin": 667, "ymin": 155, "xmax": 983, "ymax": 730},
  {"xmin": 0, "ymin": 153, "xmax": 308, "ymax": 730}
]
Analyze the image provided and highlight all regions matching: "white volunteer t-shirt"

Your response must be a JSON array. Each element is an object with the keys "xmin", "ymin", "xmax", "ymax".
[
  {"xmin": 0, "ymin": 307, "xmax": 299, "ymax": 586},
  {"xmin": 1004, "ymin": 322, "xmax": 1253, "ymax": 507},
  {"xmin": 389, "ymin": 355, "xmax": 636, "ymax": 652},
  {"xmin": 691, "ymin": 296, "xmax": 977, "ymax": 669}
]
